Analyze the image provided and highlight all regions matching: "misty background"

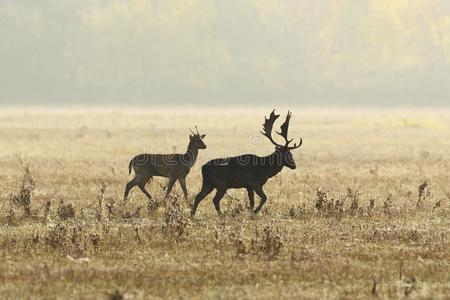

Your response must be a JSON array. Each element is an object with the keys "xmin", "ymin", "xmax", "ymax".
[{"xmin": 1, "ymin": 0, "xmax": 450, "ymax": 106}]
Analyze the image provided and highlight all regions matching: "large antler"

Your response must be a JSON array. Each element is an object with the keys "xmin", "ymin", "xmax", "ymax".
[
  {"xmin": 287, "ymin": 137, "xmax": 303, "ymax": 150},
  {"xmin": 277, "ymin": 111, "xmax": 293, "ymax": 146},
  {"xmin": 262, "ymin": 110, "xmax": 303, "ymax": 150},
  {"xmin": 261, "ymin": 110, "xmax": 285, "ymax": 148},
  {"xmin": 280, "ymin": 111, "xmax": 302, "ymax": 150}
]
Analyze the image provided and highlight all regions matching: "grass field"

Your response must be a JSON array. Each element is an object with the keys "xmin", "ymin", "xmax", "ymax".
[{"xmin": 0, "ymin": 107, "xmax": 449, "ymax": 299}]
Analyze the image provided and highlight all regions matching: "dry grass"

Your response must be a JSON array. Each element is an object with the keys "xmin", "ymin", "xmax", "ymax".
[{"xmin": 0, "ymin": 107, "xmax": 449, "ymax": 299}]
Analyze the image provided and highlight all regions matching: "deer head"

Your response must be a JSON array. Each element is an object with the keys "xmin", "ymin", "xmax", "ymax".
[
  {"xmin": 261, "ymin": 110, "xmax": 302, "ymax": 169},
  {"xmin": 189, "ymin": 126, "xmax": 207, "ymax": 150}
]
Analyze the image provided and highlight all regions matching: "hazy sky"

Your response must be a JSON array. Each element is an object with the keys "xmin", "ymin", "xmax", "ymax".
[{"xmin": 1, "ymin": 0, "xmax": 450, "ymax": 105}]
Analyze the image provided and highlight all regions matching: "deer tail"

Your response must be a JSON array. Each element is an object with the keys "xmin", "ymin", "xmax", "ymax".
[
  {"xmin": 201, "ymin": 164, "xmax": 212, "ymax": 186},
  {"xmin": 128, "ymin": 160, "xmax": 133, "ymax": 175}
]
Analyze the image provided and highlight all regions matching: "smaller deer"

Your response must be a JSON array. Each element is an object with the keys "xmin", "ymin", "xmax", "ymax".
[{"xmin": 124, "ymin": 127, "xmax": 206, "ymax": 203}]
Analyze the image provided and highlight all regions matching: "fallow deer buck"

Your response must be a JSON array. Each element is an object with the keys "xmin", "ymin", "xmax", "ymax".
[
  {"xmin": 191, "ymin": 110, "xmax": 302, "ymax": 216},
  {"xmin": 124, "ymin": 127, "xmax": 206, "ymax": 203}
]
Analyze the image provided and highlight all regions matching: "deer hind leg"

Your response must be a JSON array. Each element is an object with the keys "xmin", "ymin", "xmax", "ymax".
[
  {"xmin": 164, "ymin": 177, "xmax": 177, "ymax": 199},
  {"xmin": 253, "ymin": 186, "xmax": 267, "ymax": 214},
  {"xmin": 124, "ymin": 177, "xmax": 138, "ymax": 203},
  {"xmin": 128, "ymin": 173, "xmax": 152, "ymax": 201},
  {"xmin": 138, "ymin": 177, "xmax": 153, "ymax": 201},
  {"xmin": 212, "ymin": 189, "xmax": 226, "ymax": 216},
  {"xmin": 191, "ymin": 184, "xmax": 214, "ymax": 216}
]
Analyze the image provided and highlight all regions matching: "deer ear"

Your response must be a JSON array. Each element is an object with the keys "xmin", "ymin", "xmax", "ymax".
[{"xmin": 200, "ymin": 134, "xmax": 206, "ymax": 139}]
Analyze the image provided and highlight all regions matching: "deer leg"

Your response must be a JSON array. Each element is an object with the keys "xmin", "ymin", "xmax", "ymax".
[
  {"xmin": 123, "ymin": 177, "xmax": 138, "ymax": 203},
  {"xmin": 212, "ymin": 189, "xmax": 226, "ymax": 216},
  {"xmin": 246, "ymin": 188, "xmax": 255, "ymax": 211},
  {"xmin": 138, "ymin": 183, "xmax": 153, "ymax": 201},
  {"xmin": 134, "ymin": 175, "xmax": 153, "ymax": 201},
  {"xmin": 164, "ymin": 178, "xmax": 177, "ymax": 199},
  {"xmin": 191, "ymin": 184, "xmax": 214, "ymax": 216},
  {"xmin": 178, "ymin": 177, "xmax": 188, "ymax": 200},
  {"xmin": 254, "ymin": 186, "xmax": 268, "ymax": 214}
]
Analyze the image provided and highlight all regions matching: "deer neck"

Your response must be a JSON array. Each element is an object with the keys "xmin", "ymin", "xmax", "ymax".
[
  {"xmin": 264, "ymin": 150, "xmax": 284, "ymax": 178},
  {"xmin": 184, "ymin": 142, "xmax": 199, "ymax": 166}
]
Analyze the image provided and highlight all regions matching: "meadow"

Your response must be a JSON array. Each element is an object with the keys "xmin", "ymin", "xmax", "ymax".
[{"xmin": 0, "ymin": 107, "xmax": 449, "ymax": 299}]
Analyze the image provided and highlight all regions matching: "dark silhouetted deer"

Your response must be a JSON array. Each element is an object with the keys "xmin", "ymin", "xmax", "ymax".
[
  {"xmin": 124, "ymin": 127, "xmax": 206, "ymax": 203},
  {"xmin": 191, "ymin": 110, "xmax": 302, "ymax": 216}
]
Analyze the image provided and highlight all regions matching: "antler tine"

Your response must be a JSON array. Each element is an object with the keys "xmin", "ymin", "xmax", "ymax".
[
  {"xmin": 195, "ymin": 125, "xmax": 200, "ymax": 135},
  {"xmin": 261, "ymin": 110, "xmax": 284, "ymax": 147},
  {"xmin": 287, "ymin": 138, "xmax": 303, "ymax": 150},
  {"xmin": 276, "ymin": 110, "xmax": 293, "ymax": 146},
  {"xmin": 189, "ymin": 128, "xmax": 196, "ymax": 135}
]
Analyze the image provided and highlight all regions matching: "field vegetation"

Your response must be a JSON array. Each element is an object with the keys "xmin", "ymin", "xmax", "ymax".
[{"xmin": 0, "ymin": 107, "xmax": 449, "ymax": 299}]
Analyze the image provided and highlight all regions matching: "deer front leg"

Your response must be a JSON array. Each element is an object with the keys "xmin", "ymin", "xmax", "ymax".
[
  {"xmin": 164, "ymin": 178, "xmax": 177, "ymax": 199},
  {"xmin": 246, "ymin": 188, "xmax": 255, "ymax": 211},
  {"xmin": 178, "ymin": 177, "xmax": 188, "ymax": 200},
  {"xmin": 253, "ymin": 186, "xmax": 267, "ymax": 214}
]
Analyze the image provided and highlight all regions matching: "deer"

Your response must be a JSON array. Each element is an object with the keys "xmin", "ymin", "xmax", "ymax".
[
  {"xmin": 191, "ymin": 110, "xmax": 302, "ymax": 216},
  {"xmin": 123, "ymin": 127, "xmax": 206, "ymax": 203}
]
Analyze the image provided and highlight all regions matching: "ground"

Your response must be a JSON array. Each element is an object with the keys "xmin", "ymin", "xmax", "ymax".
[{"xmin": 0, "ymin": 107, "xmax": 449, "ymax": 299}]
